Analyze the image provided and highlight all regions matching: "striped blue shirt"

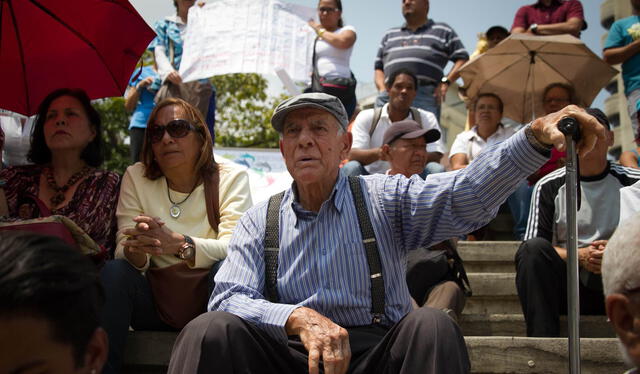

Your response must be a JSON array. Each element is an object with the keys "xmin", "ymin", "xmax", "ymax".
[
  {"xmin": 374, "ymin": 19, "xmax": 469, "ymax": 84},
  {"xmin": 210, "ymin": 129, "xmax": 547, "ymax": 343}
]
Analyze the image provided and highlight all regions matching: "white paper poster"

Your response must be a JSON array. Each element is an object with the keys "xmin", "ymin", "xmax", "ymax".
[{"xmin": 180, "ymin": 0, "xmax": 316, "ymax": 82}]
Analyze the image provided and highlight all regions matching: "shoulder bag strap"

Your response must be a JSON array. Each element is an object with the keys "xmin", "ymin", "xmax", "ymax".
[
  {"xmin": 410, "ymin": 107, "xmax": 423, "ymax": 127},
  {"xmin": 203, "ymin": 165, "xmax": 220, "ymax": 231},
  {"xmin": 369, "ymin": 107, "xmax": 383, "ymax": 138},
  {"xmin": 264, "ymin": 191, "xmax": 285, "ymax": 303},
  {"xmin": 311, "ymin": 36, "xmax": 321, "ymax": 84},
  {"xmin": 347, "ymin": 176, "xmax": 386, "ymax": 324}
]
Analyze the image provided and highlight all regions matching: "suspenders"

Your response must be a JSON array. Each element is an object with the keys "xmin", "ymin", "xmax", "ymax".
[{"xmin": 263, "ymin": 177, "xmax": 386, "ymax": 324}]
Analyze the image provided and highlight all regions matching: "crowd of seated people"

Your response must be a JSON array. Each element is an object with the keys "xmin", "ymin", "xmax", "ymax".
[{"xmin": 4, "ymin": 0, "xmax": 640, "ymax": 373}]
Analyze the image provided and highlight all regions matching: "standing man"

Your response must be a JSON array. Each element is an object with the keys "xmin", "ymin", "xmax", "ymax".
[
  {"xmin": 511, "ymin": 0, "xmax": 586, "ymax": 38},
  {"xmin": 374, "ymin": 0, "xmax": 468, "ymax": 121},
  {"xmin": 344, "ymin": 69, "xmax": 446, "ymax": 177},
  {"xmin": 604, "ymin": 0, "xmax": 640, "ymax": 144},
  {"xmin": 167, "ymin": 92, "xmax": 607, "ymax": 374}
]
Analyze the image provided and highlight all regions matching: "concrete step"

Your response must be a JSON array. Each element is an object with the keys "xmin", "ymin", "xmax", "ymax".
[
  {"xmin": 466, "ymin": 336, "xmax": 627, "ymax": 373},
  {"xmin": 464, "ymin": 272, "xmax": 521, "ymax": 315},
  {"xmin": 123, "ymin": 332, "xmax": 628, "ymax": 374},
  {"xmin": 461, "ymin": 314, "xmax": 615, "ymax": 338},
  {"xmin": 458, "ymin": 241, "xmax": 519, "ymax": 273}
]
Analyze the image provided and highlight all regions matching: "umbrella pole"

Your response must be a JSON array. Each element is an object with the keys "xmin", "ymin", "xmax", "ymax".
[{"xmin": 559, "ymin": 117, "xmax": 581, "ymax": 374}]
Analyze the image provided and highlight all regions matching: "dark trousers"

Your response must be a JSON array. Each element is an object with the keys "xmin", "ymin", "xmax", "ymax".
[
  {"xmin": 168, "ymin": 308, "xmax": 470, "ymax": 374},
  {"xmin": 129, "ymin": 127, "xmax": 146, "ymax": 163},
  {"xmin": 515, "ymin": 237, "xmax": 605, "ymax": 337}
]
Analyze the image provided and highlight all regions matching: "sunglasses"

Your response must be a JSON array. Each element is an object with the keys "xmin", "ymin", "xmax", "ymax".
[
  {"xmin": 318, "ymin": 7, "xmax": 338, "ymax": 12},
  {"xmin": 148, "ymin": 119, "xmax": 198, "ymax": 143}
]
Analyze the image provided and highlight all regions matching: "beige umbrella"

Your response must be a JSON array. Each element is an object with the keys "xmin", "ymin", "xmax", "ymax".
[{"xmin": 459, "ymin": 33, "xmax": 618, "ymax": 123}]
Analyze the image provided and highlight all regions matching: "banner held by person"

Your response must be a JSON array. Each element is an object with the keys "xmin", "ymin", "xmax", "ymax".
[{"xmin": 179, "ymin": 0, "xmax": 316, "ymax": 83}]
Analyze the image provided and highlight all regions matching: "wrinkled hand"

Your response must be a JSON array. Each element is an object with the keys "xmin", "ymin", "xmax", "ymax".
[
  {"xmin": 578, "ymin": 240, "xmax": 607, "ymax": 274},
  {"xmin": 166, "ymin": 71, "xmax": 183, "ymax": 85},
  {"xmin": 286, "ymin": 307, "xmax": 351, "ymax": 374},
  {"xmin": 434, "ymin": 82, "xmax": 448, "ymax": 105},
  {"xmin": 530, "ymin": 105, "xmax": 606, "ymax": 158},
  {"xmin": 122, "ymin": 215, "xmax": 184, "ymax": 256}
]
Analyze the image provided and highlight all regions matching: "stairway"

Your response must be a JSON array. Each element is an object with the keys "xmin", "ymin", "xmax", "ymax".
[
  {"xmin": 122, "ymin": 240, "xmax": 629, "ymax": 373},
  {"xmin": 459, "ymin": 241, "xmax": 628, "ymax": 373}
]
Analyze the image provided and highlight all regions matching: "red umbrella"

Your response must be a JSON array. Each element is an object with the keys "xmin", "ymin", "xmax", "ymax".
[{"xmin": 0, "ymin": 0, "xmax": 156, "ymax": 115}]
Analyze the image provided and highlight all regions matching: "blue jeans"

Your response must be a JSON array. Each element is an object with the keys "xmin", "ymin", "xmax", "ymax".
[
  {"xmin": 375, "ymin": 84, "xmax": 440, "ymax": 122},
  {"xmin": 507, "ymin": 182, "xmax": 533, "ymax": 241},
  {"xmin": 341, "ymin": 160, "xmax": 445, "ymax": 178},
  {"xmin": 100, "ymin": 259, "xmax": 223, "ymax": 374}
]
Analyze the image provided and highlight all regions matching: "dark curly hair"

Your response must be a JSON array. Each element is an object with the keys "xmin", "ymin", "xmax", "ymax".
[{"xmin": 27, "ymin": 88, "xmax": 105, "ymax": 167}]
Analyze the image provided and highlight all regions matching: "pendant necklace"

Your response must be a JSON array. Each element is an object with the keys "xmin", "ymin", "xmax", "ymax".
[
  {"xmin": 167, "ymin": 179, "xmax": 195, "ymax": 219},
  {"xmin": 45, "ymin": 165, "xmax": 93, "ymax": 209}
]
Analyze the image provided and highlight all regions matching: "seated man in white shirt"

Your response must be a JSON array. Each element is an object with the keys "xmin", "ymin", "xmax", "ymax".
[
  {"xmin": 449, "ymin": 92, "xmax": 527, "ymax": 240},
  {"xmin": 343, "ymin": 68, "xmax": 446, "ymax": 177}
]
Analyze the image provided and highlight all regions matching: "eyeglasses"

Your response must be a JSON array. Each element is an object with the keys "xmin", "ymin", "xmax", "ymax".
[
  {"xmin": 544, "ymin": 98, "xmax": 571, "ymax": 105},
  {"xmin": 318, "ymin": 7, "xmax": 338, "ymax": 13},
  {"xmin": 148, "ymin": 119, "xmax": 198, "ymax": 143},
  {"xmin": 476, "ymin": 104, "xmax": 499, "ymax": 111}
]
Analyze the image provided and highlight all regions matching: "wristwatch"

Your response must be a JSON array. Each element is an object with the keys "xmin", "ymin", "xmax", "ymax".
[
  {"xmin": 530, "ymin": 23, "xmax": 539, "ymax": 34},
  {"xmin": 175, "ymin": 235, "xmax": 196, "ymax": 261},
  {"xmin": 440, "ymin": 76, "xmax": 450, "ymax": 85}
]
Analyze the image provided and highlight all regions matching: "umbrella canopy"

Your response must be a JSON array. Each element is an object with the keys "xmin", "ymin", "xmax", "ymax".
[
  {"xmin": 459, "ymin": 33, "xmax": 618, "ymax": 124},
  {"xmin": 0, "ymin": 0, "xmax": 156, "ymax": 115}
]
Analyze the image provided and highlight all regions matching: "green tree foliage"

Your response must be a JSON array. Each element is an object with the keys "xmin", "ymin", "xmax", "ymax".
[
  {"xmin": 212, "ymin": 73, "xmax": 288, "ymax": 148},
  {"xmin": 94, "ymin": 97, "xmax": 130, "ymax": 174}
]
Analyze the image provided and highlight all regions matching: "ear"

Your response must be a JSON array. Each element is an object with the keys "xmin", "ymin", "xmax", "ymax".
[
  {"xmin": 381, "ymin": 144, "xmax": 391, "ymax": 162},
  {"xmin": 88, "ymin": 125, "xmax": 97, "ymax": 142},
  {"xmin": 82, "ymin": 327, "xmax": 109, "ymax": 373},
  {"xmin": 607, "ymin": 294, "xmax": 640, "ymax": 362},
  {"xmin": 279, "ymin": 138, "xmax": 284, "ymax": 157},
  {"xmin": 339, "ymin": 131, "xmax": 352, "ymax": 160}
]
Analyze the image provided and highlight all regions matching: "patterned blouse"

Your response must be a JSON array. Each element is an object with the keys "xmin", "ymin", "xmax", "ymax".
[{"xmin": 0, "ymin": 165, "xmax": 120, "ymax": 253}]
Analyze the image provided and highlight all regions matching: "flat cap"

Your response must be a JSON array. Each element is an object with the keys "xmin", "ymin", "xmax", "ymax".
[
  {"xmin": 383, "ymin": 119, "xmax": 441, "ymax": 146},
  {"xmin": 271, "ymin": 93, "xmax": 348, "ymax": 132}
]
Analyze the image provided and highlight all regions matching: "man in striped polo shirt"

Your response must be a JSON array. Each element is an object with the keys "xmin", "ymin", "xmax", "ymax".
[{"xmin": 374, "ymin": 0, "xmax": 468, "ymax": 121}]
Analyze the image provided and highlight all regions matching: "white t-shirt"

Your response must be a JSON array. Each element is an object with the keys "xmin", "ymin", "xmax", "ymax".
[
  {"xmin": 449, "ymin": 124, "xmax": 517, "ymax": 162},
  {"xmin": 315, "ymin": 25, "xmax": 356, "ymax": 79},
  {"xmin": 351, "ymin": 104, "xmax": 446, "ymax": 174},
  {"xmin": 0, "ymin": 113, "xmax": 35, "ymax": 167},
  {"xmin": 620, "ymin": 180, "xmax": 640, "ymax": 223}
]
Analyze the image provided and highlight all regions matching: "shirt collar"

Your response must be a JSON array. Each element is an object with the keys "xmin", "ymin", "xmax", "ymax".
[
  {"xmin": 469, "ymin": 123, "xmax": 504, "ymax": 141},
  {"xmin": 286, "ymin": 173, "xmax": 348, "ymax": 226},
  {"xmin": 165, "ymin": 14, "xmax": 185, "ymax": 25},
  {"xmin": 535, "ymin": 0, "xmax": 562, "ymax": 9},
  {"xmin": 401, "ymin": 18, "xmax": 433, "ymax": 32}
]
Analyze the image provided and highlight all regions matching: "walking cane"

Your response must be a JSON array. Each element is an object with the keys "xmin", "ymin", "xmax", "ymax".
[{"xmin": 558, "ymin": 117, "xmax": 581, "ymax": 374}]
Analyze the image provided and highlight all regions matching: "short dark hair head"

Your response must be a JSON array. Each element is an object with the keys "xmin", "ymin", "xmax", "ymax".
[
  {"xmin": 0, "ymin": 232, "xmax": 104, "ymax": 367},
  {"xmin": 386, "ymin": 68, "xmax": 418, "ymax": 90},
  {"xmin": 486, "ymin": 25, "xmax": 509, "ymax": 39},
  {"xmin": 586, "ymin": 107, "xmax": 611, "ymax": 131},
  {"xmin": 543, "ymin": 82, "xmax": 576, "ymax": 104},
  {"xmin": 28, "ymin": 88, "xmax": 105, "ymax": 167},
  {"xmin": 142, "ymin": 97, "xmax": 217, "ymax": 180},
  {"xmin": 474, "ymin": 92, "xmax": 504, "ymax": 114}
]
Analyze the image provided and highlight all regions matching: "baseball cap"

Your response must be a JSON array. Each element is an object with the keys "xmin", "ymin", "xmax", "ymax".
[
  {"xmin": 383, "ymin": 120, "xmax": 441, "ymax": 146},
  {"xmin": 271, "ymin": 93, "xmax": 348, "ymax": 133}
]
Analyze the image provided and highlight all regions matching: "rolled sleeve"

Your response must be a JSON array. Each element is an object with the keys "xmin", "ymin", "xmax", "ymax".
[{"xmin": 351, "ymin": 110, "xmax": 375, "ymax": 149}]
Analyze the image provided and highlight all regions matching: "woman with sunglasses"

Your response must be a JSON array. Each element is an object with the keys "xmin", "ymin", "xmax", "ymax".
[
  {"xmin": 99, "ymin": 98, "xmax": 252, "ymax": 374},
  {"xmin": 0, "ymin": 88, "xmax": 119, "ymax": 253},
  {"xmin": 307, "ymin": 0, "xmax": 357, "ymax": 119}
]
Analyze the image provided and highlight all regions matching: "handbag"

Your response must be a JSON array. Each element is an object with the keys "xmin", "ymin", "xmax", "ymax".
[
  {"xmin": 405, "ymin": 239, "xmax": 472, "ymax": 304},
  {"xmin": 146, "ymin": 166, "xmax": 221, "ymax": 329},
  {"xmin": 309, "ymin": 37, "xmax": 357, "ymax": 96}
]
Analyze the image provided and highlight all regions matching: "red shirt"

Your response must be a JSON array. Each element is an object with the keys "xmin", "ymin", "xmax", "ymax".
[{"xmin": 511, "ymin": 0, "xmax": 584, "ymax": 31}]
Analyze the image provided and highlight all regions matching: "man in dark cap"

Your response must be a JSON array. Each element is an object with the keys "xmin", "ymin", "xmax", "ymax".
[
  {"xmin": 381, "ymin": 119, "xmax": 440, "ymax": 179},
  {"xmin": 169, "ymin": 92, "xmax": 607, "ymax": 374}
]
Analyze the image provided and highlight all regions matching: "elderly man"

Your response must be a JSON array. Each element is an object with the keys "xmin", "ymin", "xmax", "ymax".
[
  {"xmin": 602, "ymin": 213, "xmax": 640, "ymax": 374},
  {"xmin": 511, "ymin": 0, "xmax": 586, "ymax": 38},
  {"xmin": 168, "ymin": 92, "xmax": 605, "ymax": 374},
  {"xmin": 344, "ymin": 68, "xmax": 445, "ymax": 177},
  {"xmin": 516, "ymin": 109, "xmax": 640, "ymax": 337},
  {"xmin": 374, "ymin": 0, "xmax": 468, "ymax": 120}
]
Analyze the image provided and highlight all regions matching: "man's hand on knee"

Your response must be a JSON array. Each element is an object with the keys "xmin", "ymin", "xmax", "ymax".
[{"xmin": 285, "ymin": 307, "xmax": 351, "ymax": 374}]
